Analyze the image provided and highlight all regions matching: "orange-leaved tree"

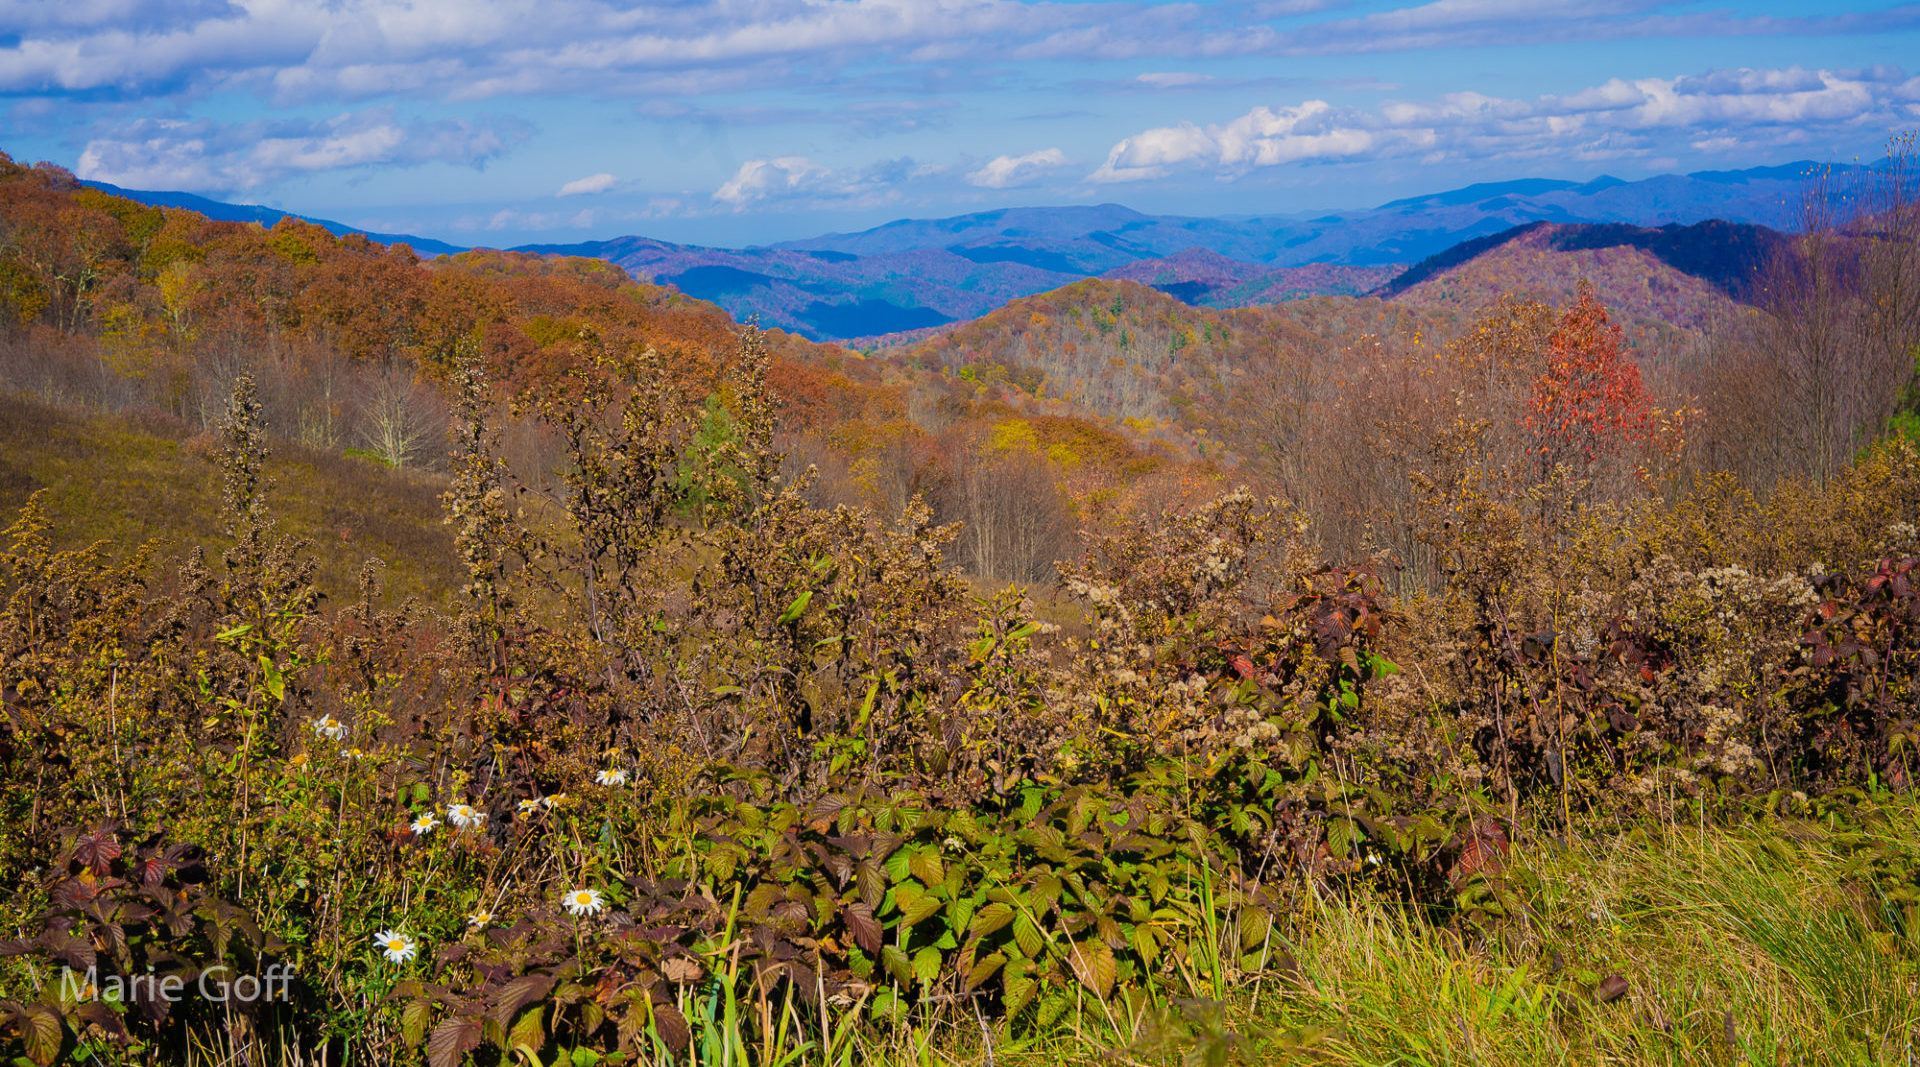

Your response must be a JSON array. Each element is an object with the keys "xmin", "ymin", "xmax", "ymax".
[{"xmin": 1522, "ymin": 283, "xmax": 1656, "ymax": 486}]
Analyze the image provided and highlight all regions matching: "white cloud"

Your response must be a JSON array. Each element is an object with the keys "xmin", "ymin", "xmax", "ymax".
[
  {"xmin": 5, "ymin": 0, "xmax": 1908, "ymax": 107},
  {"xmin": 710, "ymin": 154, "xmax": 925, "ymax": 209},
  {"xmin": 1091, "ymin": 101, "xmax": 1388, "ymax": 183},
  {"xmin": 0, "ymin": 0, "xmax": 1077, "ymax": 100},
  {"xmin": 966, "ymin": 147, "xmax": 1069, "ymax": 188},
  {"xmin": 74, "ymin": 109, "xmax": 527, "ymax": 192},
  {"xmin": 557, "ymin": 172, "xmax": 617, "ymax": 196},
  {"xmin": 1690, "ymin": 135, "xmax": 1744, "ymax": 152},
  {"xmin": 713, "ymin": 156, "xmax": 830, "ymax": 207},
  {"xmin": 1091, "ymin": 65, "xmax": 1920, "ymax": 183}
]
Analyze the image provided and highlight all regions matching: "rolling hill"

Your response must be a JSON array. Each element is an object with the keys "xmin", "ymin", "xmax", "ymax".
[
  {"xmin": 1379, "ymin": 219, "xmax": 1783, "ymax": 335},
  {"xmin": 77, "ymin": 179, "xmax": 466, "ymax": 257},
  {"xmin": 882, "ymin": 276, "xmax": 1457, "ymax": 436},
  {"xmin": 1102, "ymin": 250, "xmax": 1400, "ymax": 307}
]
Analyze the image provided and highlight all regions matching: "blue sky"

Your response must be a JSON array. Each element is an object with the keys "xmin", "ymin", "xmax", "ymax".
[{"xmin": 2, "ymin": 0, "xmax": 1917, "ymax": 247}]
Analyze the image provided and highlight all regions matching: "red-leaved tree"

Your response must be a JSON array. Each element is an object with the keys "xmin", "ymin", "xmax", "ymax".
[{"xmin": 1523, "ymin": 284, "xmax": 1656, "ymax": 483}]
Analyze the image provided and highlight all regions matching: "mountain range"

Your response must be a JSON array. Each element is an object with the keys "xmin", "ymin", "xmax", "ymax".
[
  {"xmin": 86, "ymin": 161, "xmax": 1842, "ymax": 342},
  {"xmin": 521, "ymin": 162, "xmax": 1832, "ymax": 340}
]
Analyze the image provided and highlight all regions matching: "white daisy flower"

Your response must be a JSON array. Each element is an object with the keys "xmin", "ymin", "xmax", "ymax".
[
  {"xmin": 594, "ymin": 769, "xmax": 628, "ymax": 787},
  {"xmin": 373, "ymin": 930, "xmax": 417, "ymax": 963},
  {"xmin": 517, "ymin": 798, "xmax": 542, "ymax": 817},
  {"xmin": 561, "ymin": 888, "xmax": 605, "ymax": 916},
  {"xmin": 466, "ymin": 908, "xmax": 492, "ymax": 929},
  {"xmin": 542, "ymin": 794, "xmax": 565, "ymax": 809},
  {"xmin": 447, "ymin": 804, "xmax": 486, "ymax": 830},
  {"xmin": 310, "ymin": 715, "xmax": 348, "ymax": 741},
  {"xmin": 409, "ymin": 813, "xmax": 439, "ymax": 837}
]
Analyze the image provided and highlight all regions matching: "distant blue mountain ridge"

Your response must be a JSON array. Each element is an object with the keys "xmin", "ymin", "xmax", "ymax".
[{"xmin": 87, "ymin": 161, "xmax": 1859, "ymax": 341}]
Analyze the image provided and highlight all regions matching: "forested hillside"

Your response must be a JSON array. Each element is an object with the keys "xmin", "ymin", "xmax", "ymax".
[
  {"xmin": 0, "ymin": 153, "xmax": 1186, "ymax": 588},
  {"xmin": 1098, "ymin": 251, "xmax": 1399, "ymax": 307},
  {"xmin": 1380, "ymin": 220, "xmax": 1778, "ymax": 334}
]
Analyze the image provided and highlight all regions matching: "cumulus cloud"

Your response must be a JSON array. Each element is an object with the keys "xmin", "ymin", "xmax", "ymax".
[
  {"xmin": 966, "ymin": 148, "xmax": 1070, "ymax": 188},
  {"xmin": 713, "ymin": 157, "xmax": 832, "ymax": 207},
  {"xmin": 711, "ymin": 155, "xmax": 924, "ymax": 209},
  {"xmin": 557, "ymin": 172, "xmax": 617, "ymax": 196},
  {"xmin": 74, "ymin": 109, "xmax": 529, "ymax": 192},
  {"xmin": 1091, "ymin": 65, "xmax": 1920, "ymax": 183}
]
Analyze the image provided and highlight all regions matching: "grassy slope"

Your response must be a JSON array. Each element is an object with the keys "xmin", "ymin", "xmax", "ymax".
[
  {"xmin": 0, "ymin": 392, "xmax": 459, "ymax": 608},
  {"xmin": 922, "ymin": 808, "xmax": 1920, "ymax": 1067}
]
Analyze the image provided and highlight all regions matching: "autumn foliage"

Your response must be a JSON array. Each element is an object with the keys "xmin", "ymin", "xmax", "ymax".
[
  {"xmin": 1523, "ymin": 284, "xmax": 1658, "ymax": 470},
  {"xmin": 4, "ymin": 139, "xmax": 1920, "ymax": 1067}
]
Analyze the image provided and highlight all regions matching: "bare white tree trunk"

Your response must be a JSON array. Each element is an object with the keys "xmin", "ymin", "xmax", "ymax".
[{"xmin": 355, "ymin": 362, "xmax": 444, "ymax": 468}]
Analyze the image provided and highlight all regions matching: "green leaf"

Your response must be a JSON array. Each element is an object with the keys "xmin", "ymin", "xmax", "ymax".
[
  {"xmin": 869, "ymin": 987, "xmax": 905, "ymax": 1024},
  {"xmin": 970, "ymin": 901, "xmax": 1015, "ymax": 938},
  {"xmin": 508, "ymin": 1008, "xmax": 546, "ymax": 1061},
  {"xmin": 881, "ymin": 945, "xmax": 913, "ymax": 985},
  {"xmin": 901, "ymin": 892, "xmax": 943, "ymax": 929},
  {"xmin": 965, "ymin": 951, "xmax": 1007, "ymax": 990},
  {"xmin": 402, "ymin": 1000, "xmax": 433, "ymax": 1048},
  {"xmin": 1240, "ymin": 906, "xmax": 1272, "ymax": 951},
  {"xmin": 1037, "ymin": 990, "xmax": 1070, "ymax": 1027},
  {"xmin": 1003, "ymin": 971, "xmax": 1038, "ymax": 1016},
  {"xmin": 912, "ymin": 945, "xmax": 941, "ymax": 985},
  {"xmin": 883, "ymin": 846, "xmax": 913, "ymax": 883},
  {"xmin": 1146, "ymin": 868, "xmax": 1170, "ymax": 904},
  {"xmin": 1032, "ymin": 873, "xmax": 1063, "ymax": 910},
  {"xmin": 946, "ymin": 895, "xmax": 976, "ymax": 936},
  {"xmin": 892, "ymin": 878, "xmax": 926, "ymax": 916},
  {"xmin": 908, "ymin": 849, "xmax": 944, "ymax": 888},
  {"xmin": 19, "ymin": 1006, "xmax": 60, "ymax": 1067},
  {"xmin": 1018, "ymin": 788, "xmax": 1045, "ymax": 821},
  {"xmin": 1070, "ymin": 939, "xmax": 1117, "ymax": 999},
  {"xmin": 777, "ymin": 590, "xmax": 813, "ymax": 625},
  {"xmin": 1130, "ymin": 923, "xmax": 1160, "ymax": 967},
  {"xmin": 1012, "ymin": 912, "xmax": 1044, "ymax": 959},
  {"xmin": 1327, "ymin": 817, "xmax": 1363, "ymax": 859},
  {"xmin": 258, "ymin": 655, "xmax": 285, "ymax": 701}
]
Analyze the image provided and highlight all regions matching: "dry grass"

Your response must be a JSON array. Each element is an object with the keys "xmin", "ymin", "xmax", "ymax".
[{"xmin": 0, "ymin": 391, "xmax": 459, "ymax": 608}]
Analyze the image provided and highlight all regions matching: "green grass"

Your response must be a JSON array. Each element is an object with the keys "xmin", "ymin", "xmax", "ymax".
[
  {"xmin": 916, "ymin": 809, "xmax": 1920, "ymax": 1067},
  {"xmin": 0, "ymin": 391, "xmax": 460, "ymax": 608}
]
